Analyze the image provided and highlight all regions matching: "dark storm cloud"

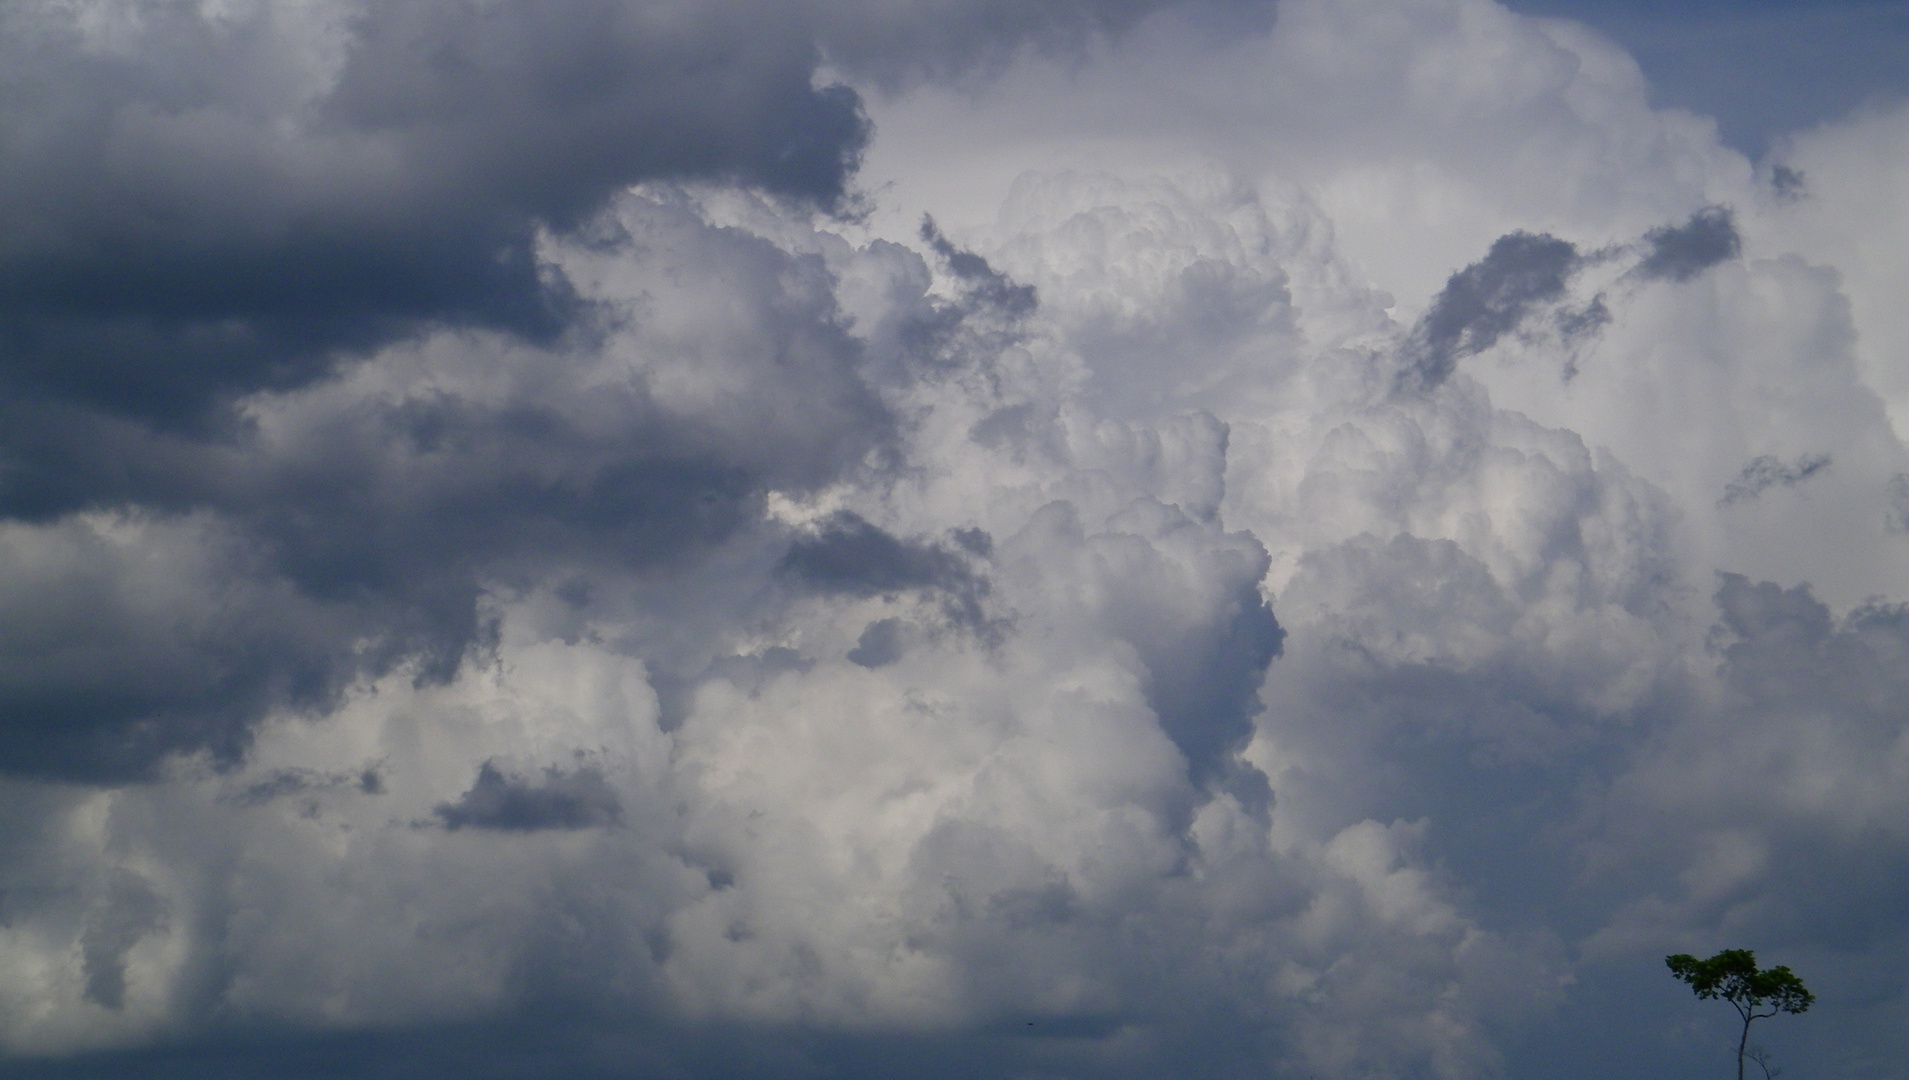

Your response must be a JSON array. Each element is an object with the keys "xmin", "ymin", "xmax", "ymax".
[
  {"xmin": 1719, "ymin": 452, "xmax": 1831, "ymax": 505},
  {"xmin": 921, "ymin": 217, "xmax": 1039, "ymax": 318},
  {"xmin": 1634, "ymin": 205, "xmax": 1740, "ymax": 283},
  {"xmin": 0, "ymin": 0, "xmax": 1143, "ymax": 787},
  {"xmin": 433, "ymin": 760, "xmax": 622, "ymax": 832},
  {"xmin": 0, "ymin": 521, "xmax": 376, "ymax": 783},
  {"xmin": 780, "ymin": 512, "xmax": 976, "ymax": 595},
  {"xmin": 1712, "ymin": 573, "xmax": 1908, "ymax": 712},
  {"xmin": 778, "ymin": 512, "xmax": 993, "ymax": 630},
  {"xmin": 0, "ymin": 192, "xmax": 893, "ymax": 783},
  {"xmin": 1400, "ymin": 231, "xmax": 1580, "ymax": 390},
  {"xmin": 80, "ymin": 871, "xmax": 166, "ymax": 1011},
  {"xmin": 0, "ymin": 0, "xmax": 903, "ymax": 785},
  {"xmin": 9, "ymin": 5, "xmax": 1904, "ymax": 1078},
  {"xmin": 1134, "ymin": 579, "xmax": 1284, "ymax": 789},
  {"xmin": 1651, "ymin": 575, "xmax": 1909, "ymax": 951},
  {"xmin": 0, "ymin": 0, "xmax": 1165, "ymax": 428},
  {"xmin": 0, "ymin": 397, "xmax": 775, "ymax": 783},
  {"xmin": 847, "ymin": 617, "xmax": 906, "ymax": 668},
  {"xmin": 0, "ymin": 1, "xmax": 871, "ymax": 423},
  {"xmin": 1400, "ymin": 208, "xmax": 1753, "ymax": 390}
]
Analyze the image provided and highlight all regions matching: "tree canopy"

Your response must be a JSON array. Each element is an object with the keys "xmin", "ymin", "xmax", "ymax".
[{"xmin": 1666, "ymin": 949, "xmax": 1814, "ymax": 1080}]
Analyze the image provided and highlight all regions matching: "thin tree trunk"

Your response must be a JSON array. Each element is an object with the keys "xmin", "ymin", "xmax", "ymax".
[{"xmin": 1738, "ymin": 1014, "xmax": 1751, "ymax": 1080}]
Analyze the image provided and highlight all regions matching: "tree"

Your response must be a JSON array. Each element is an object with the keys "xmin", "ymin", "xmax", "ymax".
[{"xmin": 1666, "ymin": 949, "xmax": 1814, "ymax": 1080}]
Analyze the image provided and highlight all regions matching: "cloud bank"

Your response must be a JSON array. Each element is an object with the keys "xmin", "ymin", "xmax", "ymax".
[{"xmin": 2, "ymin": 2, "xmax": 1905, "ymax": 1079}]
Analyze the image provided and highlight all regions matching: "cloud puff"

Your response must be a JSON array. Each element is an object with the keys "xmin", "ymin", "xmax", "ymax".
[
  {"xmin": 1401, "ymin": 230, "xmax": 1581, "ymax": 391},
  {"xmin": 1634, "ymin": 205, "xmax": 1741, "ymax": 283},
  {"xmin": 1719, "ymin": 453, "xmax": 1832, "ymax": 506},
  {"xmin": 433, "ymin": 760, "xmax": 623, "ymax": 832}
]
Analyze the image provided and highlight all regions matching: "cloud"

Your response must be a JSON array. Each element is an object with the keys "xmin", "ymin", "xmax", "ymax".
[
  {"xmin": 920, "ymin": 217, "xmax": 1039, "ymax": 319},
  {"xmin": 1401, "ymin": 231, "xmax": 1581, "ymax": 391},
  {"xmin": 779, "ymin": 511, "xmax": 985, "ymax": 603},
  {"xmin": 1396, "ymin": 206, "xmax": 1745, "ymax": 392},
  {"xmin": 0, "ymin": 0, "xmax": 870, "ymax": 425},
  {"xmin": 1719, "ymin": 453, "xmax": 1833, "ymax": 506},
  {"xmin": 433, "ymin": 760, "xmax": 623, "ymax": 832},
  {"xmin": 0, "ymin": 191, "xmax": 902, "ymax": 782},
  {"xmin": 0, "ymin": 513, "xmax": 375, "ymax": 781},
  {"xmin": 2, "ymin": 2, "xmax": 1908, "ymax": 1079},
  {"xmin": 846, "ymin": 617, "xmax": 906, "ymax": 668},
  {"xmin": 79, "ymin": 871, "xmax": 167, "ymax": 1012},
  {"xmin": 1634, "ymin": 205, "xmax": 1741, "ymax": 283}
]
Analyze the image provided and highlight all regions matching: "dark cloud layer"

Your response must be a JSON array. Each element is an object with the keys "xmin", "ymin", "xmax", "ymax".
[
  {"xmin": 0, "ymin": 0, "xmax": 899, "ymax": 783},
  {"xmin": 0, "ymin": 193, "xmax": 890, "ymax": 782},
  {"xmin": 0, "ymin": 0, "xmax": 1166, "ymax": 783},
  {"xmin": 1, "ymin": 1014, "xmax": 1266, "ymax": 1080},
  {"xmin": 0, "ymin": 0, "xmax": 1161, "ymax": 429},
  {"xmin": 1711, "ymin": 573, "xmax": 1908, "ymax": 728},
  {"xmin": 0, "ymin": 1, "xmax": 869, "ymax": 423}
]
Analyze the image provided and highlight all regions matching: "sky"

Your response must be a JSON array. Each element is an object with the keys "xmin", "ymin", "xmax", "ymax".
[{"xmin": 0, "ymin": 2, "xmax": 1904, "ymax": 1078}]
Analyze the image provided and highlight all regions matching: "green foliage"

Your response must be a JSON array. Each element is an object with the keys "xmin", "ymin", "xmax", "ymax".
[
  {"xmin": 1666, "ymin": 949, "xmax": 1815, "ymax": 1018},
  {"xmin": 1665, "ymin": 949, "xmax": 1813, "ymax": 1080}
]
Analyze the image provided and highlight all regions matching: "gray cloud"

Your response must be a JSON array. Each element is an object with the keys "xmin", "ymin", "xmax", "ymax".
[
  {"xmin": 817, "ymin": 0, "xmax": 1171, "ymax": 87},
  {"xmin": 847, "ymin": 617, "xmax": 907, "ymax": 668},
  {"xmin": 1711, "ymin": 573, "xmax": 1907, "ymax": 723},
  {"xmin": 1634, "ymin": 206, "xmax": 1740, "ymax": 283},
  {"xmin": 1886, "ymin": 473, "xmax": 1909, "ymax": 533},
  {"xmin": 779, "ymin": 511, "xmax": 994, "ymax": 631},
  {"xmin": 2, "ymin": 5, "xmax": 1907, "ymax": 1079},
  {"xmin": 433, "ymin": 761, "xmax": 623, "ymax": 832},
  {"xmin": 780, "ymin": 512, "xmax": 980, "ymax": 596},
  {"xmin": 0, "ymin": 0, "xmax": 1165, "ymax": 433},
  {"xmin": 1586, "ymin": 574, "xmax": 1909, "ymax": 967},
  {"xmin": 80, "ymin": 871, "xmax": 166, "ymax": 1012},
  {"xmin": 0, "ymin": 1, "xmax": 869, "ymax": 425},
  {"xmin": 0, "ymin": 515, "xmax": 383, "ymax": 782},
  {"xmin": 921, "ymin": 217, "xmax": 1039, "ymax": 319},
  {"xmin": 1399, "ymin": 206, "xmax": 1751, "ymax": 390},
  {"xmin": 1116, "ymin": 571, "xmax": 1283, "ymax": 790},
  {"xmin": 236, "ymin": 766, "xmax": 384, "ymax": 806},
  {"xmin": 0, "ymin": 191, "xmax": 902, "ymax": 783},
  {"xmin": 1401, "ymin": 231, "xmax": 1580, "ymax": 391},
  {"xmin": 0, "ymin": 0, "xmax": 1149, "ymax": 785},
  {"xmin": 1719, "ymin": 453, "xmax": 1832, "ymax": 505}
]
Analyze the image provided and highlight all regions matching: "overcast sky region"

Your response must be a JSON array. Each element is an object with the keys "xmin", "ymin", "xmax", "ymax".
[{"xmin": 1, "ymin": 1, "xmax": 1905, "ymax": 1078}]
